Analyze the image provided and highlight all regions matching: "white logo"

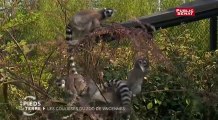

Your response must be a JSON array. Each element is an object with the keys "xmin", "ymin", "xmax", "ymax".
[{"xmin": 19, "ymin": 96, "xmax": 42, "ymax": 116}]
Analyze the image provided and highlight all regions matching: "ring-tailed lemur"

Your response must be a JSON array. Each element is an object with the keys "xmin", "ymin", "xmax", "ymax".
[
  {"xmin": 66, "ymin": 8, "xmax": 114, "ymax": 46},
  {"xmin": 58, "ymin": 8, "xmax": 149, "ymax": 119},
  {"xmin": 101, "ymin": 58, "xmax": 149, "ymax": 98},
  {"xmin": 56, "ymin": 8, "xmax": 115, "ymax": 101},
  {"xmin": 101, "ymin": 58, "xmax": 149, "ymax": 119},
  {"xmin": 126, "ymin": 58, "xmax": 149, "ymax": 96},
  {"xmin": 62, "ymin": 8, "xmax": 114, "ymax": 99},
  {"xmin": 66, "ymin": 8, "xmax": 114, "ymax": 71},
  {"xmin": 84, "ymin": 58, "xmax": 149, "ymax": 120}
]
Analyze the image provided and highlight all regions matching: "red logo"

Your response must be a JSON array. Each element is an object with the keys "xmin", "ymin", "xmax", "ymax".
[{"xmin": 175, "ymin": 8, "xmax": 195, "ymax": 16}]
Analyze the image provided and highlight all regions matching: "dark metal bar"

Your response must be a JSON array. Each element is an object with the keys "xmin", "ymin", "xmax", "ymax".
[
  {"xmin": 121, "ymin": 10, "xmax": 218, "ymax": 31},
  {"xmin": 119, "ymin": 0, "xmax": 218, "ymax": 51},
  {"xmin": 121, "ymin": 0, "xmax": 218, "ymax": 30},
  {"xmin": 210, "ymin": 16, "xmax": 217, "ymax": 51},
  {"xmin": 153, "ymin": 9, "xmax": 218, "ymax": 30}
]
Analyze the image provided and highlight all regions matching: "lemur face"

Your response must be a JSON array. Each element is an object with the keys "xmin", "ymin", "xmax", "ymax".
[
  {"xmin": 137, "ymin": 58, "xmax": 149, "ymax": 72},
  {"xmin": 103, "ymin": 8, "xmax": 114, "ymax": 18},
  {"xmin": 55, "ymin": 78, "xmax": 66, "ymax": 88}
]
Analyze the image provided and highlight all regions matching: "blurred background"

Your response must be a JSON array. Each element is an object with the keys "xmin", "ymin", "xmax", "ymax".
[{"xmin": 0, "ymin": 0, "xmax": 218, "ymax": 120}]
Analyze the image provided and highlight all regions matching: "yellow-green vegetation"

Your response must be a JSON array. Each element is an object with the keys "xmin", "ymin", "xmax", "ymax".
[{"xmin": 0, "ymin": 0, "xmax": 218, "ymax": 120}]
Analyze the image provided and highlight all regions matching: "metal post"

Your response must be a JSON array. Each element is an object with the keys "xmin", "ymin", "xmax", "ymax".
[
  {"xmin": 158, "ymin": 0, "xmax": 161, "ymax": 11},
  {"xmin": 210, "ymin": 16, "xmax": 217, "ymax": 51},
  {"xmin": 182, "ymin": 0, "xmax": 186, "ymax": 3}
]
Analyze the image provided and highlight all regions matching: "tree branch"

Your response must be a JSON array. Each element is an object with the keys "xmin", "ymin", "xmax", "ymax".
[
  {"xmin": 6, "ymin": 30, "xmax": 35, "ymax": 85},
  {"xmin": 142, "ymin": 89, "xmax": 187, "ymax": 95}
]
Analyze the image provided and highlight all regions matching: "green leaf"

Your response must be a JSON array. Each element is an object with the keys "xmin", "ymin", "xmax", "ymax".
[
  {"xmin": 133, "ymin": 104, "xmax": 139, "ymax": 110},
  {"xmin": 186, "ymin": 99, "xmax": 190, "ymax": 105},
  {"xmin": 164, "ymin": 87, "xmax": 169, "ymax": 90},
  {"xmin": 147, "ymin": 102, "xmax": 153, "ymax": 110},
  {"xmin": 154, "ymin": 99, "xmax": 162, "ymax": 105}
]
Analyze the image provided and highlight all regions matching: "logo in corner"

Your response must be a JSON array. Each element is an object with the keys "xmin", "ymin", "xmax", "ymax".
[
  {"xmin": 19, "ymin": 96, "xmax": 42, "ymax": 116},
  {"xmin": 175, "ymin": 8, "xmax": 195, "ymax": 16}
]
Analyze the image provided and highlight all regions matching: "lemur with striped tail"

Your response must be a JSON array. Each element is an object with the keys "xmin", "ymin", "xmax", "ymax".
[
  {"xmin": 66, "ymin": 8, "xmax": 114, "ymax": 46},
  {"xmin": 101, "ymin": 58, "xmax": 149, "ymax": 120},
  {"xmin": 56, "ymin": 8, "xmax": 149, "ymax": 119},
  {"xmin": 56, "ymin": 8, "xmax": 114, "ymax": 102},
  {"xmin": 55, "ymin": 58, "xmax": 149, "ymax": 120},
  {"xmin": 126, "ymin": 58, "xmax": 149, "ymax": 97}
]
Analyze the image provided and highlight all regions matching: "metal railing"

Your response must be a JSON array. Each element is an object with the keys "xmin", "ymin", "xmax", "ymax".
[{"xmin": 121, "ymin": 0, "xmax": 218, "ymax": 51}]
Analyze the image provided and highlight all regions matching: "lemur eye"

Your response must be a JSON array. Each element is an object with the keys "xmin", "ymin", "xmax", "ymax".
[
  {"xmin": 106, "ymin": 11, "xmax": 110, "ymax": 14},
  {"xmin": 138, "ymin": 60, "xmax": 142, "ymax": 64}
]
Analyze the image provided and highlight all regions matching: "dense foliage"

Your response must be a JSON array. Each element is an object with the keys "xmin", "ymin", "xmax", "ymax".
[{"xmin": 0, "ymin": 0, "xmax": 217, "ymax": 120}]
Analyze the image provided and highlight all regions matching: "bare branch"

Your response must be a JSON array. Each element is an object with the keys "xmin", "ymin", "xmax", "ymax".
[
  {"xmin": 56, "ymin": 0, "xmax": 68, "ymax": 25},
  {"xmin": 39, "ymin": 47, "xmax": 57, "ymax": 86},
  {"xmin": 6, "ymin": 30, "xmax": 35, "ymax": 85},
  {"xmin": 4, "ymin": 67, "xmax": 51, "ymax": 98},
  {"xmin": 142, "ymin": 89, "xmax": 187, "ymax": 94}
]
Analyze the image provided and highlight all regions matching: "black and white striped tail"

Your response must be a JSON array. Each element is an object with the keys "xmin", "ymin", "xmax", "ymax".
[
  {"xmin": 103, "ymin": 79, "xmax": 132, "ymax": 112},
  {"xmin": 66, "ymin": 24, "xmax": 78, "ymax": 75},
  {"xmin": 66, "ymin": 24, "xmax": 73, "ymax": 46},
  {"xmin": 68, "ymin": 55, "xmax": 78, "ymax": 74},
  {"xmin": 105, "ymin": 79, "xmax": 132, "ymax": 120},
  {"xmin": 66, "ymin": 24, "xmax": 79, "ymax": 46}
]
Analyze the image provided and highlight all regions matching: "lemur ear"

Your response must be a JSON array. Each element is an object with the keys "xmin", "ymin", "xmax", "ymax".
[{"xmin": 93, "ymin": 7, "xmax": 99, "ymax": 10}]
